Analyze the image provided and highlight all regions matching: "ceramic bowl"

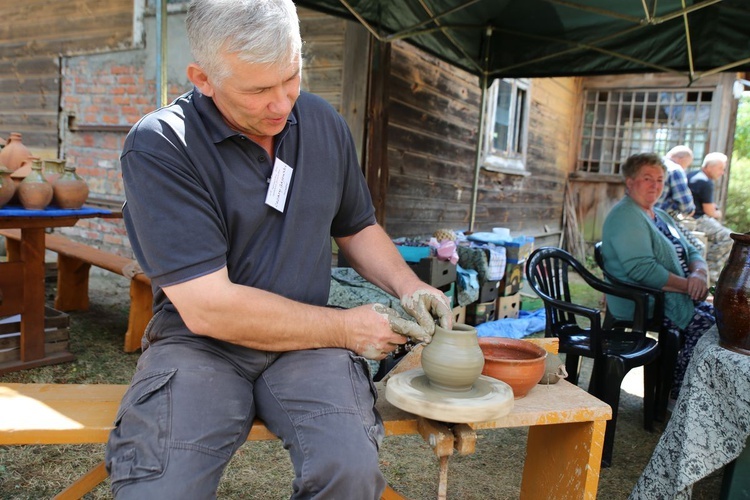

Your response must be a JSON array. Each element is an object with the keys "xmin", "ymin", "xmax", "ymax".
[{"xmin": 478, "ymin": 338, "xmax": 547, "ymax": 398}]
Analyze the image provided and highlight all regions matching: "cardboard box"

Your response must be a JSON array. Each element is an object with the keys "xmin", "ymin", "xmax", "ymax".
[
  {"xmin": 499, "ymin": 261, "xmax": 524, "ymax": 296},
  {"xmin": 479, "ymin": 280, "xmax": 500, "ymax": 303},
  {"xmin": 466, "ymin": 300, "xmax": 496, "ymax": 326},
  {"xmin": 408, "ymin": 257, "xmax": 457, "ymax": 288},
  {"xmin": 496, "ymin": 292, "xmax": 521, "ymax": 319},
  {"xmin": 501, "ymin": 236, "xmax": 534, "ymax": 263}
]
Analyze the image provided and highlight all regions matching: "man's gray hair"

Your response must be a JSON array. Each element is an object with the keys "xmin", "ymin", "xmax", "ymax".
[
  {"xmin": 186, "ymin": 0, "xmax": 302, "ymax": 83},
  {"xmin": 702, "ymin": 152, "xmax": 728, "ymax": 168},
  {"xmin": 666, "ymin": 145, "xmax": 693, "ymax": 162}
]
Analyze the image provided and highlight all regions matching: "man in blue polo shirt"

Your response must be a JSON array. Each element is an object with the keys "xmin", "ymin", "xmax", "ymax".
[
  {"xmin": 105, "ymin": 1, "xmax": 452, "ymax": 498},
  {"xmin": 688, "ymin": 152, "xmax": 732, "ymax": 283}
]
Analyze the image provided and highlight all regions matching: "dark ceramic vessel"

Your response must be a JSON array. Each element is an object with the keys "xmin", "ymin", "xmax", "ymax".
[{"xmin": 713, "ymin": 232, "xmax": 750, "ymax": 355}]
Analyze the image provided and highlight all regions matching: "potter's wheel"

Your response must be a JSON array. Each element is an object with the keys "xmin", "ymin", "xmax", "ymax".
[{"xmin": 385, "ymin": 369, "xmax": 514, "ymax": 423}]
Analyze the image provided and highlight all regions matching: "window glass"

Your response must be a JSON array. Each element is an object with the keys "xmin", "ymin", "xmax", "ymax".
[
  {"xmin": 577, "ymin": 88, "xmax": 714, "ymax": 174},
  {"xmin": 483, "ymin": 78, "xmax": 529, "ymax": 173}
]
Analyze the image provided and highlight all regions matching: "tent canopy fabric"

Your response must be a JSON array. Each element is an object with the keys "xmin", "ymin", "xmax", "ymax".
[{"xmin": 294, "ymin": 0, "xmax": 750, "ymax": 83}]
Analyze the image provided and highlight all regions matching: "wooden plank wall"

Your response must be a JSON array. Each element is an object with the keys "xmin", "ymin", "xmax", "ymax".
[
  {"xmin": 0, "ymin": 0, "xmax": 133, "ymax": 158},
  {"xmin": 385, "ymin": 40, "xmax": 580, "ymax": 245}
]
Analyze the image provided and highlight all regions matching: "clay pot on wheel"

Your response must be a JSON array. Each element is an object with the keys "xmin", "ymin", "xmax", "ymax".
[
  {"xmin": 713, "ymin": 232, "xmax": 750, "ymax": 355},
  {"xmin": 421, "ymin": 323, "xmax": 485, "ymax": 392}
]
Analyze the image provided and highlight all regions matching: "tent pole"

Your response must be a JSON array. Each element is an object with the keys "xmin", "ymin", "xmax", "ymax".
[
  {"xmin": 469, "ymin": 76, "xmax": 488, "ymax": 232},
  {"xmin": 155, "ymin": 0, "xmax": 168, "ymax": 108}
]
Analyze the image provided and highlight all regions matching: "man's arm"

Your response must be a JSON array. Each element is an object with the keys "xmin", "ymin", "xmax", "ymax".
[
  {"xmin": 161, "ymin": 267, "xmax": 408, "ymax": 360},
  {"xmin": 336, "ymin": 224, "xmax": 453, "ymax": 332},
  {"xmin": 702, "ymin": 202, "xmax": 722, "ymax": 219}
]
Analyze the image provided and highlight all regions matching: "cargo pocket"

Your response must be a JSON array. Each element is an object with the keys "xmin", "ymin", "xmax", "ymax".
[
  {"xmin": 106, "ymin": 368, "xmax": 177, "ymax": 485},
  {"xmin": 348, "ymin": 352, "xmax": 385, "ymax": 449}
]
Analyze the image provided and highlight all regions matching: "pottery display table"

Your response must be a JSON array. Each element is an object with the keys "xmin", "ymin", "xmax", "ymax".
[
  {"xmin": 630, "ymin": 326, "xmax": 750, "ymax": 499},
  {"xmin": 0, "ymin": 205, "xmax": 114, "ymax": 373}
]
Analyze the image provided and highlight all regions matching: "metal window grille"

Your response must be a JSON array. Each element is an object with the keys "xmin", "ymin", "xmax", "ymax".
[{"xmin": 577, "ymin": 89, "xmax": 714, "ymax": 174}]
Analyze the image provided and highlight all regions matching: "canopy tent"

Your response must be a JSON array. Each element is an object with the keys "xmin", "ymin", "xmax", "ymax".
[
  {"xmin": 294, "ymin": 0, "xmax": 750, "ymax": 83},
  {"xmin": 293, "ymin": 0, "xmax": 750, "ymax": 229}
]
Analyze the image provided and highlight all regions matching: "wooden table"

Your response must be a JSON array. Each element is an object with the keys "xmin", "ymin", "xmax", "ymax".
[{"xmin": 0, "ymin": 206, "xmax": 114, "ymax": 374}]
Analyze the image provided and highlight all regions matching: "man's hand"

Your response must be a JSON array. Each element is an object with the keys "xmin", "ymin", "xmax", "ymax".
[
  {"xmin": 372, "ymin": 303, "xmax": 432, "ymax": 343},
  {"xmin": 400, "ymin": 288, "xmax": 453, "ymax": 341}
]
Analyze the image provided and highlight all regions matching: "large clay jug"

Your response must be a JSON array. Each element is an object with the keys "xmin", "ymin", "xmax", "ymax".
[
  {"xmin": 713, "ymin": 232, "xmax": 750, "ymax": 355},
  {"xmin": 0, "ymin": 167, "xmax": 15, "ymax": 207},
  {"xmin": 17, "ymin": 158, "xmax": 53, "ymax": 210},
  {"xmin": 421, "ymin": 323, "xmax": 485, "ymax": 391},
  {"xmin": 53, "ymin": 161, "xmax": 89, "ymax": 209},
  {"xmin": 0, "ymin": 132, "xmax": 32, "ymax": 172}
]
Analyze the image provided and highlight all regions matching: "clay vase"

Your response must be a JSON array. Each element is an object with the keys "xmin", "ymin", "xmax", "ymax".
[
  {"xmin": 0, "ymin": 132, "xmax": 32, "ymax": 172},
  {"xmin": 421, "ymin": 323, "xmax": 485, "ymax": 392},
  {"xmin": 713, "ymin": 232, "xmax": 750, "ymax": 355},
  {"xmin": 0, "ymin": 167, "xmax": 15, "ymax": 208},
  {"xmin": 53, "ymin": 161, "xmax": 89, "ymax": 209},
  {"xmin": 43, "ymin": 159, "xmax": 66, "ymax": 185},
  {"xmin": 17, "ymin": 158, "xmax": 53, "ymax": 210}
]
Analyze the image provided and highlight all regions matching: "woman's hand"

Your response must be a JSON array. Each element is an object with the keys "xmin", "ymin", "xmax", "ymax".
[{"xmin": 686, "ymin": 270, "xmax": 709, "ymax": 301}]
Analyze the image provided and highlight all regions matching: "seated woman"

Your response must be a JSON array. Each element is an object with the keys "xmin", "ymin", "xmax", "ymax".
[{"xmin": 601, "ymin": 152, "xmax": 714, "ymax": 400}]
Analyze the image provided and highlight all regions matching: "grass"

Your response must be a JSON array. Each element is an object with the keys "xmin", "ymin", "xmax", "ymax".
[{"xmin": 0, "ymin": 271, "xmax": 725, "ymax": 499}]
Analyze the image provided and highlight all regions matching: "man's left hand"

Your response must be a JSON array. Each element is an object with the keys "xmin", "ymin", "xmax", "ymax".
[{"xmin": 400, "ymin": 288, "xmax": 453, "ymax": 342}]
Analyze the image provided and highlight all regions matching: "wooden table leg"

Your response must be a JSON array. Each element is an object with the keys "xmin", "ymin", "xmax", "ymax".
[
  {"xmin": 20, "ymin": 227, "xmax": 46, "ymax": 361},
  {"xmin": 0, "ymin": 228, "xmax": 75, "ymax": 374},
  {"xmin": 520, "ymin": 420, "xmax": 606, "ymax": 500}
]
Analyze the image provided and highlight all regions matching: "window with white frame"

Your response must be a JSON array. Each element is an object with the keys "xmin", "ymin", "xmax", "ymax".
[
  {"xmin": 577, "ymin": 88, "xmax": 714, "ymax": 175},
  {"xmin": 482, "ymin": 78, "xmax": 530, "ymax": 173}
]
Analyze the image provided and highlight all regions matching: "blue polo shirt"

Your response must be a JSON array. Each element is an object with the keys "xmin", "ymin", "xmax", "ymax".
[{"xmin": 121, "ymin": 89, "xmax": 376, "ymax": 316}]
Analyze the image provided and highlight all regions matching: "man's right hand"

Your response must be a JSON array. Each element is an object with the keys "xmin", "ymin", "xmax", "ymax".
[{"xmin": 341, "ymin": 304, "xmax": 413, "ymax": 360}]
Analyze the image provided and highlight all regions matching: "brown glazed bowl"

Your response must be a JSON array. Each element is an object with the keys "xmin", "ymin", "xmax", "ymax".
[{"xmin": 478, "ymin": 338, "xmax": 547, "ymax": 398}]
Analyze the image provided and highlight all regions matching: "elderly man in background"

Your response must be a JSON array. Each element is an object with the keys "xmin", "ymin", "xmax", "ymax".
[
  {"xmin": 688, "ymin": 152, "xmax": 733, "ymax": 283},
  {"xmin": 656, "ymin": 145, "xmax": 705, "ymax": 254}
]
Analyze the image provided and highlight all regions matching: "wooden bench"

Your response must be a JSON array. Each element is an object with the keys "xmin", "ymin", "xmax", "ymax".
[
  {"xmin": 0, "ymin": 228, "xmax": 152, "ymax": 353},
  {"xmin": 0, "ymin": 339, "xmax": 613, "ymax": 499}
]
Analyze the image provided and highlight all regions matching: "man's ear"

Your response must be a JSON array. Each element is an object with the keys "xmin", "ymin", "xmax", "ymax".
[{"xmin": 187, "ymin": 63, "xmax": 214, "ymax": 97}]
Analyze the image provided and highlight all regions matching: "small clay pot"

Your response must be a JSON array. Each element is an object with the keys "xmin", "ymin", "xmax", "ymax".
[
  {"xmin": 53, "ymin": 161, "xmax": 89, "ymax": 209},
  {"xmin": 17, "ymin": 158, "xmax": 53, "ymax": 210},
  {"xmin": 0, "ymin": 132, "xmax": 32, "ymax": 172},
  {"xmin": 43, "ymin": 159, "xmax": 66, "ymax": 185},
  {"xmin": 0, "ymin": 167, "xmax": 15, "ymax": 207},
  {"xmin": 478, "ymin": 338, "xmax": 547, "ymax": 398},
  {"xmin": 421, "ymin": 323, "xmax": 485, "ymax": 392},
  {"xmin": 538, "ymin": 352, "xmax": 568, "ymax": 385}
]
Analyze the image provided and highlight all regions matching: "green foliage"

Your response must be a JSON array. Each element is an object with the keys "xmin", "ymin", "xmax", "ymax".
[
  {"xmin": 725, "ymin": 157, "xmax": 750, "ymax": 232},
  {"xmin": 735, "ymin": 96, "xmax": 750, "ymax": 160}
]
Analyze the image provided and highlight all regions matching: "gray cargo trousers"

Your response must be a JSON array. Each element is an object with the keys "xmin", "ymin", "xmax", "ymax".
[{"xmin": 105, "ymin": 312, "xmax": 386, "ymax": 499}]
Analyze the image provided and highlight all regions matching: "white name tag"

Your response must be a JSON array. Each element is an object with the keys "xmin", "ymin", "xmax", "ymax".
[
  {"xmin": 668, "ymin": 224, "xmax": 681, "ymax": 240},
  {"xmin": 265, "ymin": 158, "xmax": 293, "ymax": 213}
]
